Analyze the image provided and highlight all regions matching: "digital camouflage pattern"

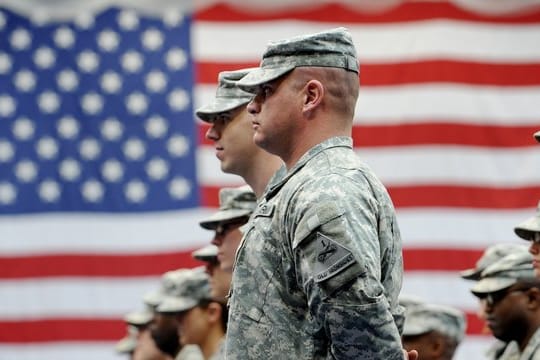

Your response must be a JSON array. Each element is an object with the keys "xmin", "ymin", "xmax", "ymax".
[
  {"xmin": 156, "ymin": 267, "xmax": 212, "ymax": 313},
  {"xmin": 460, "ymin": 243, "xmax": 529, "ymax": 281},
  {"xmin": 237, "ymin": 27, "xmax": 359, "ymax": 92},
  {"xmin": 490, "ymin": 329, "xmax": 540, "ymax": 360},
  {"xmin": 192, "ymin": 244, "xmax": 219, "ymax": 262},
  {"xmin": 195, "ymin": 68, "xmax": 254, "ymax": 122},
  {"xmin": 226, "ymin": 137, "xmax": 404, "ymax": 359},
  {"xmin": 176, "ymin": 345, "xmax": 205, "ymax": 360},
  {"xmin": 515, "ymin": 200, "xmax": 540, "ymax": 242},
  {"xmin": 199, "ymin": 185, "xmax": 257, "ymax": 230}
]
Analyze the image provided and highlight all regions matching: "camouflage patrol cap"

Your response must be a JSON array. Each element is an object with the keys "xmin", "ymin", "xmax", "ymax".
[
  {"xmin": 123, "ymin": 306, "xmax": 153, "ymax": 326},
  {"xmin": 460, "ymin": 243, "xmax": 529, "ymax": 281},
  {"xmin": 143, "ymin": 268, "xmax": 199, "ymax": 308},
  {"xmin": 196, "ymin": 68, "xmax": 255, "ymax": 123},
  {"xmin": 237, "ymin": 27, "xmax": 359, "ymax": 92},
  {"xmin": 535, "ymin": 130, "xmax": 540, "ymax": 142},
  {"xmin": 115, "ymin": 325, "xmax": 138, "ymax": 354},
  {"xmin": 192, "ymin": 244, "xmax": 218, "ymax": 262},
  {"xmin": 471, "ymin": 251, "xmax": 535, "ymax": 295},
  {"xmin": 156, "ymin": 267, "xmax": 212, "ymax": 313},
  {"xmin": 199, "ymin": 185, "xmax": 256, "ymax": 230},
  {"xmin": 514, "ymin": 201, "xmax": 540, "ymax": 241},
  {"xmin": 400, "ymin": 296, "xmax": 466, "ymax": 342}
]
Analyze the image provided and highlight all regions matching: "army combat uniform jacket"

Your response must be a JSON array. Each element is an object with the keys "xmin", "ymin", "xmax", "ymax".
[{"xmin": 225, "ymin": 137, "xmax": 405, "ymax": 359}]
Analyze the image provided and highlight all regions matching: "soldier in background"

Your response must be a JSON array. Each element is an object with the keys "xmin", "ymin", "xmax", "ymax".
[
  {"xmin": 115, "ymin": 324, "xmax": 138, "ymax": 359},
  {"xmin": 225, "ymin": 27, "xmax": 405, "ymax": 359},
  {"xmin": 192, "ymin": 244, "xmax": 230, "ymax": 301},
  {"xmin": 198, "ymin": 69, "xmax": 282, "ymax": 198},
  {"xmin": 399, "ymin": 296, "xmax": 466, "ymax": 360},
  {"xmin": 471, "ymin": 252, "xmax": 540, "ymax": 359},
  {"xmin": 515, "ymin": 202, "xmax": 540, "ymax": 277}
]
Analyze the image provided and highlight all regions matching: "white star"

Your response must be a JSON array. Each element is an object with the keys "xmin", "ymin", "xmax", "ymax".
[
  {"xmin": 37, "ymin": 91, "xmax": 60, "ymax": 113},
  {"xmin": 0, "ymin": 94, "xmax": 16, "ymax": 117},
  {"xmin": 163, "ymin": 11, "xmax": 184, "ymax": 28},
  {"xmin": 168, "ymin": 88, "xmax": 190, "ymax": 111},
  {"xmin": 15, "ymin": 160, "xmax": 38, "ymax": 182},
  {"xmin": 101, "ymin": 159, "xmax": 124, "ymax": 182},
  {"xmin": 81, "ymin": 92, "xmax": 103, "ymax": 115},
  {"xmin": 57, "ymin": 116, "xmax": 79, "ymax": 139},
  {"xmin": 145, "ymin": 115, "xmax": 168, "ymax": 138},
  {"xmin": 125, "ymin": 92, "xmax": 148, "ymax": 115},
  {"xmin": 125, "ymin": 180, "xmax": 147, "ymax": 203},
  {"xmin": 0, "ymin": 140, "xmax": 14, "ymax": 162},
  {"xmin": 0, "ymin": 182, "xmax": 16, "ymax": 205},
  {"xmin": 100, "ymin": 71, "xmax": 122, "ymax": 93},
  {"xmin": 79, "ymin": 138, "xmax": 101, "ymax": 160},
  {"xmin": 54, "ymin": 27, "xmax": 75, "ymax": 48},
  {"xmin": 123, "ymin": 138, "xmax": 146, "ymax": 161},
  {"xmin": 145, "ymin": 70, "xmax": 167, "ymax": 93},
  {"xmin": 101, "ymin": 118, "xmax": 124, "ymax": 141},
  {"xmin": 141, "ymin": 28, "xmax": 163, "ymax": 51},
  {"xmin": 166, "ymin": 48, "xmax": 187, "ymax": 71},
  {"xmin": 38, "ymin": 179, "xmax": 61, "ymax": 203},
  {"xmin": 77, "ymin": 50, "xmax": 99, "ymax": 73},
  {"xmin": 98, "ymin": 29, "xmax": 120, "ymax": 52},
  {"xmin": 12, "ymin": 117, "xmax": 35, "ymax": 140},
  {"xmin": 0, "ymin": 52, "xmax": 12, "ymax": 74},
  {"xmin": 167, "ymin": 134, "xmax": 189, "ymax": 157},
  {"xmin": 10, "ymin": 28, "xmax": 32, "ymax": 50},
  {"xmin": 74, "ymin": 13, "xmax": 94, "ymax": 29},
  {"xmin": 59, "ymin": 158, "xmax": 81, "ymax": 181},
  {"xmin": 146, "ymin": 157, "xmax": 169, "ymax": 180},
  {"xmin": 81, "ymin": 179, "xmax": 104, "ymax": 202},
  {"xmin": 57, "ymin": 69, "xmax": 79, "ymax": 92},
  {"xmin": 121, "ymin": 50, "xmax": 143, "ymax": 73},
  {"xmin": 36, "ymin": 137, "xmax": 58, "ymax": 160},
  {"xmin": 118, "ymin": 10, "xmax": 139, "ymax": 31},
  {"xmin": 14, "ymin": 69, "xmax": 36, "ymax": 92},
  {"xmin": 169, "ymin": 177, "xmax": 191, "ymax": 200},
  {"xmin": 33, "ymin": 47, "xmax": 56, "ymax": 69}
]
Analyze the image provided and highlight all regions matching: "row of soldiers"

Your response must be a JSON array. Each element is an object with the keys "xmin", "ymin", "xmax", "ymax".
[{"xmin": 113, "ymin": 25, "xmax": 540, "ymax": 360}]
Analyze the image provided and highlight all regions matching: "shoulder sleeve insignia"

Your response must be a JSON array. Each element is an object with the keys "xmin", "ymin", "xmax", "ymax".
[{"xmin": 313, "ymin": 232, "xmax": 356, "ymax": 283}]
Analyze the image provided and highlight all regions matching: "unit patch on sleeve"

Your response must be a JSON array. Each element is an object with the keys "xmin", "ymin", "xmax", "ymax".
[{"xmin": 312, "ymin": 232, "xmax": 356, "ymax": 283}]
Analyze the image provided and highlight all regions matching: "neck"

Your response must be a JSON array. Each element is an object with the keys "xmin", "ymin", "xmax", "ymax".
[
  {"xmin": 242, "ymin": 153, "xmax": 282, "ymax": 198},
  {"xmin": 200, "ymin": 328, "xmax": 224, "ymax": 360}
]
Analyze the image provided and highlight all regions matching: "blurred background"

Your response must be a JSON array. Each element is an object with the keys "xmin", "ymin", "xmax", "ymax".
[{"xmin": 1, "ymin": 0, "xmax": 540, "ymax": 359}]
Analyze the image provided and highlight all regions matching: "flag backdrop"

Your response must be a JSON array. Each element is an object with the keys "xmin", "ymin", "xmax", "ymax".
[{"xmin": 1, "ymin": 0, "xmax": 540, "ymax": 359}]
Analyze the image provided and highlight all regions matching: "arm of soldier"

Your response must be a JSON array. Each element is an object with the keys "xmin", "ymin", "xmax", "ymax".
[{"xmin": 292, "ymin": 201, "xmax": 404, "ymax": 359}]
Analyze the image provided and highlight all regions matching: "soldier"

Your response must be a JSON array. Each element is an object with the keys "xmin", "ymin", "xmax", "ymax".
[
  {"xmin": 399, "ymin": 296, "xmax": 466, "ymax": 360},
  {"xmin": 115, "ymin": 324, "xmax": 138, "ymax": 359},
  {"xmin": 225, "ymin": 27, "xmax": 405, "ymax": 359},
  {"xmin": 515, "ymin": 201, "xmax": 540, "ymax": 277},
  {"xmin": 197, "ymin": 69, "xmax": 282, "ymax": 197},
  {"xmin": 534, "ymin": 130, "xmax": 540, "ymax": 142},
  {"xmin": 199, "ymin": 185, "xmax": 256, "ymax": 273},
  {"xmin": 471, "ymin": 252, "xmax": 540, "ymax": 359},
  {"xmin": 192, "ymin": 244, "xmax": 231, "ymax": 301},
  {"xmin": 157, "ymin": 267, "xmax": 226, "ymax": 360}
]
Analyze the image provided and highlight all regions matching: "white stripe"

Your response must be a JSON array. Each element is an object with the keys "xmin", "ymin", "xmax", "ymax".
[
  {"xmin": 0, "ymin": 209, "xmax": 216, "ymax": 255},
  {"xmin": 194, "ymin": 21, "xmax": 540, "ymax": 62},
  {"xmin": 195, "ymin": 84, "xmax": 540, "ymax": 125},
  {"xmin": 0, "ymin": 277, "xmax": 160, "ymax": 319},
  {"xmin": 197, "ymin": 145, "xmax": 540, "ymax": 187},
  {"xmin": 0, "ymin": 343, "xmax": 122, "ymax": 360}
]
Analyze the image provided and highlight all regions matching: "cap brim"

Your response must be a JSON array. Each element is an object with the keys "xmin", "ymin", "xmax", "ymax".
[
  {"xmin": 470, "ymin": 277, "xmax": 516, "ymax": 294},
  {"xmin": 514, "ymin": 216, "xmax": 540, "ymax": 241},
  {"xmin": 402, "ymin": 324, "xmax": 430, "ymax": 337},
  {"xmin": 237, "ymin": 66, "xmax": 295, "ymax": 92},
  {"xmin": 534, "ymin": 130, "xmax": 540, "ymax": 142},
  {"xmin": 196, "ymin": 97, "xmax": 251, "ymax": 123},
  {"xmin": 192, "ymin": 244, "xmax": 218, "ymax": 262},
  {"xmin": 460, "ymin": 268, "xmax": 482, "ymax": 281},
  {"xmin": 156, "ymin": 296, "xmax": 198, "ymax": 313},
  {"xmin": 124, "ymin": 309, "xmax": 153, "ymax": 326},
  {"xmin": 143, "ymin": 290, "xmax": 164, "ymax": 307},
  {"xmin": 199, "ymin": 209, "xmax": 251, "ymax": 230}
]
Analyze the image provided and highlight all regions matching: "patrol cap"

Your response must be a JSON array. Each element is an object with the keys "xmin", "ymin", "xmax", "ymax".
[
  {"xmin": 237, "ymin": 27, "xmax": 359, "ymax": 92},
  {"xmin": 123, "ymin": 306, "xmax": 153, "ymax": 326},
  {"xmin": 460, "ymin": 243, "xmax": 529, "ymax": 281},
  {"xmin": 156, "ymin": 267, "xmax": 212, "ymax": 313},
  {"xmin": 514, "ymin": 201, "xmax": 540, "ymax": 241},
  {"xmin": 143, "ymin": 268, "xmax": 195, "ymax": 308},
  {"xmin": 471, "ymin": 251, "xmax": 535, "ymax": 295},
  {"xmin": 400, "ymin": 296, "xmax": 466, "ymax": 343},
  {"xmin": 115, "ymin": 325, "xmax": 138, "ymax": 354},
  {"xmin": 535, "ymin": 130, "xmax": 540, "ymax": 142},
  {"xmin": 199, "ymin": 185, "xmax": 256, "ymax": 230},
  {"xmin": 192, "ymin": 244, "xmax": 218, "ymax": 262},
  {"xmin": 195, "ymin": 68, "xmax": 255, "ymax": 123}
]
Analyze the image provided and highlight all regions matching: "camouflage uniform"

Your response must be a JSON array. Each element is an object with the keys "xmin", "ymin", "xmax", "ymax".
[
  {"xmin": 515, "ymin": 201, "xmax": 540, "ymax": 242},
  {"xmin": 227, "ymin": 136, "xmax": 404, "ymax": 359}
]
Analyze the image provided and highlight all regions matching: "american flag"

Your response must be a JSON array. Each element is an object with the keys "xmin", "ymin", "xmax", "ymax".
[{"xmin": 1, "ymin": 1, "xmax": 540, "ymax": 359}]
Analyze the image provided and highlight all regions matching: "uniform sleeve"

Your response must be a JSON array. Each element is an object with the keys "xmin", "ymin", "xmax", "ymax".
[{"xmin": 291, "ymin": 199, "xmax": 404, "ymax": 359}]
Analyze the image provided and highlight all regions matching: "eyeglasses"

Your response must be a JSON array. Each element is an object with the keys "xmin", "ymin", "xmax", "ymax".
[
  {"xmin": 478, "ymin": 287, "xmax": 530, "ymax": 307},
  {"xmin": 214, "ymin": 220, "xmax": 246, "ymax": 237}
]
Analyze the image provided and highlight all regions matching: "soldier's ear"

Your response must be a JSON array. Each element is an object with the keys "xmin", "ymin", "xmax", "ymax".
[{"xmin": 526, "ymin": 287, "xmax": 540, "ymax": 310}]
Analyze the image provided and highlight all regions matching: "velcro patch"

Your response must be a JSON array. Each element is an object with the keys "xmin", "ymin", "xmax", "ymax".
[{"xmin": 313, "ymin": 232, "xmax": 356, "ymax": 283}]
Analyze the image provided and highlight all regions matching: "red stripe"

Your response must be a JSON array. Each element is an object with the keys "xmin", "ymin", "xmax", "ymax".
[
  {"xmin": 403, "ymin": 248, "xmax": 483, "ymax": 271},
  {"xmin": 195, "ymin": 2, "xmax": 540, "ymax": 23},
  {"xmin": 0, "ymin": 252, "xmax": 202, "ymax": 279},
  {"xmin": 198, "ymin": 122, "xmax": 540, "ymax": 148},
  {"xmin": 196, "ymin": 60, "xmax": 540, "ymax": 86},
  {"xmin": 0, "ymin": 312, "xmax": 488, "ymax": 342}
]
